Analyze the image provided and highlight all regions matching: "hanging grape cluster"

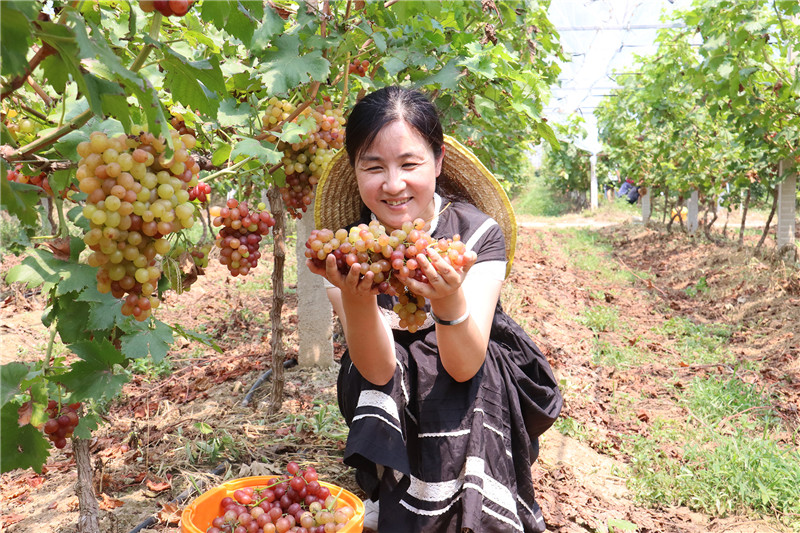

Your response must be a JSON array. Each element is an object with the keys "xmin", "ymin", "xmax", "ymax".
[
  {"xmin": 5, "ymin": 164, "xmax": 76, "ymax": 198},
  {"xmin": 211, "ymin": 199, "xmax": 276, "ymax": 276},
  {"xmin": 42, "ymin": 400, "xmax": 82, "ymax": 449},
  {"xmin": 77, "ymin": 128, "xmax": 201, "ymax": 321},
  {"xmin": 306, "ymin": 219, "xmax": 469, "ymax": 332},
  {"xmin": 205, "ymin": 462, "xmax": 357, "ymax": 533},
  {"xmin": 261, "ymin": 97, "xmax": 345, "ymax": 219}
]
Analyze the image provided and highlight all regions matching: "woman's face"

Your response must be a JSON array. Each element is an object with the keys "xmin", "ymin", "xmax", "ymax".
[{"xmin": 354, "ymin": 120, "xmax": 443, "ymax": 233}]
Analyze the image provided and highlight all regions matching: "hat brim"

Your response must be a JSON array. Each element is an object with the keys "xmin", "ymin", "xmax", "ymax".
[{"xmin": 314, "ymin": 135, "xmax": 517, "ymax": 277}]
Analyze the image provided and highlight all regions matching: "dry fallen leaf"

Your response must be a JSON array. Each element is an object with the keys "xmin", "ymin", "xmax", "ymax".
[
  {"xmin": 147, "ymin": 478, "xmax": 171, "ymax": 493},
  {"xmin": 98, "ymin": 493, "xmax": 124, "ymax": 510},
  {"xmin": 1, "ymin": 513, "xmax": 26, "ymax": 527},
  {"xmin": 158, "ymin": 502, "xmax": 181, "ymax": 525}
]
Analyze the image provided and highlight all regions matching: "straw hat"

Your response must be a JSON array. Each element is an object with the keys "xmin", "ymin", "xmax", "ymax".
[{"xmin": 314, "ymin": 135, "xmax": 517, "ymax": 276}]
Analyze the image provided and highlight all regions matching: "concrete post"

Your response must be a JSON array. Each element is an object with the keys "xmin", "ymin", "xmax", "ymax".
[
  {"xmin": 295, "ymin": 205, "xmax": 333, "ymax": 367},
  {"xmin": 590, "ymin": 154, "xmax": 598, "ymax": 210},
  {"xmin": 687, "ymin": 190, "xmax": 699, "ymax": 235},
  {"xmin": 641, "ymin": 189, "xmax": 651, "ymax": 226},
  {"xmin": 776, "ymin": 160, "xmax": 797, "ymax": 259}
]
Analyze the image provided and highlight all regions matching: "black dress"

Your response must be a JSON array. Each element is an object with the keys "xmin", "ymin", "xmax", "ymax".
[{"xmin": 337, "ymin": 198, "xmax": 563, "ymax": 533}]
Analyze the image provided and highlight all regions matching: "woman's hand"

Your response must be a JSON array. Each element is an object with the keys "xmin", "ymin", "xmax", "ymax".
[
  {"xmin": 306, "ymin": 254, "xmax": 380, "ymax": 299},
  {"xmin": 397, "ymin": 250, "xmax": 477, "ymax": 303}
]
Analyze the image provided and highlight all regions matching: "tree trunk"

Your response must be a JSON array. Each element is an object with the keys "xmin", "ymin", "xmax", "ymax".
[
  {"xmin": 267, "ymin": 186, "xmax": 286, "ymax": 415},
  {"xmin": 756, "ymin": 186, "xmax": 778, "ymax": 250},
  {"xmin": 722, "ymin": 207, "xmax": 730, "ymax": 238},
  {"xmin": 738, "ymin": 187, "xmax": 751, "ymax": 248},
  {"xmin": 73, "ymin": 437, "xmax": 100, "ymax": 533},
  {"xmin": 703, "ymin": 203, "xmax": 719, "ymax": 243},
  {"xmin": 661, "ymin": 188, "xmax": 669, "ymax": 225}
]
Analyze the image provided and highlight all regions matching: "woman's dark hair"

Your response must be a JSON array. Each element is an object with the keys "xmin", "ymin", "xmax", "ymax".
[{"xmin": 345, "ymin": 86, "xmax": 443, "ymax": 166}]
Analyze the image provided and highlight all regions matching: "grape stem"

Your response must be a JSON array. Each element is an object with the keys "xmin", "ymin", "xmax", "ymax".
[
  {"xmin": 44, "ymin": 323, "xmax": 57, "ymax": 374},
  {"xmin": 198, "ymin": 156, "xmax": 255, "ymax": 183},
  {"xmin": 130, "ymin": 12, "xmax": 164, "ymax": 72}
]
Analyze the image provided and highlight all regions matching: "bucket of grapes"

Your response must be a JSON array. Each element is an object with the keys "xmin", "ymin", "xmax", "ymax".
[{"xmin": 180, "ymin": 462, "xmax": 364, "ymax": 533}]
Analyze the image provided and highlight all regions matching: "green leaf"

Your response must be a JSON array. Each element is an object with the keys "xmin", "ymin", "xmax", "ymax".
[
  {"xmin": 4, "ymin": 250, "xmax": 61, "ymax": 289},
  {"xmin": 537, "ymin": 122, "xmax": 560, "ymax": 150},
  {"xmin": 54, "ymin": 293, "xmax": 92, "ymax": 345},
  {"xmin": 212, "ymin": 144, "xmax": 233, "ymax": 167},
  {"xmin": 382, "ymin": 56, "xmax": 407, "ymax": 77},
  {"xmin": 162, "ymin": 50, "xmax": 226, "ymax": 117},
  {"xmin": 230, "ymin": 138, "xmax": 282, "ymax": 166},
  {"xmin": 0, "ymin": 176, "xmax": 40, "ymax": 227},
  {"xmin": 57, "ymin": 339, "xmax": 128, "ymax": 402},
  {"xmin": 257, "ymin": 34, "xmax": 330, "ymax": 94},
  {"xmin": 1, "ymin": 363, "xmax": 30, "ymax": 406},
  {"xmin": 0, "ymin": 3, "xmax": 34, "ymax": 78},
  {"xmin": 608, "ymin": 518, "xmax": 638, "ymax": 532},
  {"xmin": 417, "ymin": 60, "xmax": 463, "ymax": 91},
  {"xmin": 224, "ymin": 1, "xmax": 260, "ymax": 45},
  {"xmin": 50, "ymin": 169, "xmax": 73, "ymax": 198},
  {"xmin": 201, "ymin": 0, "xmax": 232, "ymax": 29},
  {"xmin": 83, "ymin": 72, "xmax": 132, "ymax": 131},
  {"xmin": 1, "ymin": 402, "xmax": 51, "ymax": 474},
  {"xmin": 170, "ymin": 323, "xmax": 223, "ymax": 353},
  {"xmin": 251, "ymin": 5, "xmax": 286, "ymax": 52},
  {"xmin": 120, "ymin": 320, "xmax": 173, "ymax": 362},
  {"xmin": 218, "ymin": 97, "xmax": 253, "ymax": 128},
  {"xmin": 55, "ymin": 262, "xmax": 97, "ymax": 296}
]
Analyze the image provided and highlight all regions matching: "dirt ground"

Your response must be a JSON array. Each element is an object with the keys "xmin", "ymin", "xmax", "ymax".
[{"xmin": 1, "ymin": 215, "xmax": 798, "ymax": 533}]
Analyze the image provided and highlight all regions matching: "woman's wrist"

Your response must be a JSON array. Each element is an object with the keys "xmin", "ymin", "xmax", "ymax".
[
  {"xmin": 431, "ymin": 308, "xmax": 470, "ymax": 326},
  {"xmin": 429, "ymin": 291, "xmax": 468, "ymax": 325}
]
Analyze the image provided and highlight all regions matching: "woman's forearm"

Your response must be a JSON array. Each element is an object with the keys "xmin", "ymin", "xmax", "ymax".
[
  {"xmin": 430, "ymin": 287, "xmax": 493, "ymax": 382},
  {"xmin": 435, "ymin": 318, "xmax": 488, "ymax": 382},
  {"xmin": 341, "ymin": 295, "xmax": 397, "ymax": 385}
]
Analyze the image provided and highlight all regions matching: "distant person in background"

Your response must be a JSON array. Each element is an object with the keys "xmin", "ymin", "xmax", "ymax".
[{"xmin": 616, "ymin": 177, "xmax": 639, "ymax": 204}]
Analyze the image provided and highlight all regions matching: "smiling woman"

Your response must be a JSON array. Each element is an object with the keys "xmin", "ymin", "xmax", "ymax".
[{"xmin": 306, "ymin": 86, "xmax": 563, "ymax": 533}]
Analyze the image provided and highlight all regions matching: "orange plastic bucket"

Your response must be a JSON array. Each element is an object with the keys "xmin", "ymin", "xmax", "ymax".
[{"xmin": 180, "ymin": 475, "xmax": 364, "ymax": 533}]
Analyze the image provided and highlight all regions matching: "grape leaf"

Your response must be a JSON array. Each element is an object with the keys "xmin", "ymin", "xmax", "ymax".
[
  {"xmin": 55, "ymin": 262, "xmax": 97, "ymax": 296},
  {"xmin": 120, "ymin": 320, "xmax": 174, "ymax": 362},
  {"xmin": 224, "ymin": 1, "xmax": 259, "ymax": 45},
  {"xmin": 0, "ymin": 3, "xmax": 35, "ymax": 78},
  {"xmin": 200, "ymin": 0, "xmax": 232, "ymax": 30},
  {"xmin": 251, "ymin": 5, "xmax": 286, "ymax": 52},
  {"xmin": 57, "ymin": 340, "xmax": 128, "ymax": 402},
  {"xmin": 78, "ymin": 291, "xmax": 125, "ymax": 332},
  {"xmin": 230, "ymin": 138, "xmax": 282, "ymax": 166},
  {"xmin": 1, "ymin": 363, "xmax": 30, "ymax": 406},
  {"xmin": 212, "ymin": 144, "xmax": 233, "ymax": 167},
  {"xmin": 1, "ymin": 177, "xmax": 40, "ymax": 228},
  {"xmin": 54, "ymin": 293, "xmax": 92, "ymax": 345},
  {"xmin": 257, "ymin": 34, "xmax": 330, "ymax": 94},
  {"xmin": 162, "ymin": 49, "xmax": 226, "ymax": 117},
  {"xmin": 4, "ymin": 250, "xmax": 61, "ymax": 289},
  {"xmin": 1, "ymin": 402, "xmax": 50, "ymax": 474},
  {"xmin": 170, "ymin": 324, "xmax": 223, "ymax": 353},
  {"xmin": 71, "ymin": 411, "xmax": 99, "ymax": 440},
  {"xmin": 218, "ymin": 97, "xmax": 253, "ymax": 128}
]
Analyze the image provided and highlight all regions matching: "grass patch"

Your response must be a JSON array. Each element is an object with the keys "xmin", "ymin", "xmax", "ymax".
[
  {"xmin": 580, "ymin": 304, "xmax": 619, "ymax": 333},
  {"xmin": 684, "ymin": 374, "xmax": 783, "ymax": 433},
  {"xmin": 556, "ymin": 229, "xmax": 640, "ymax": 284},
  {"xmin": 591, "ymin": 338, "xmax": 651, "ymax": 369},
  {"xmin": 652, "ymin": 316, "xmax": 733, "ymax": 365},
  {"xmin": 512, "ymin": 174, "xmax": 573, "ymax": 217},
  {"xmin": 625, "ymin": 375, "xmax": 800, "ymax": 527}
]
